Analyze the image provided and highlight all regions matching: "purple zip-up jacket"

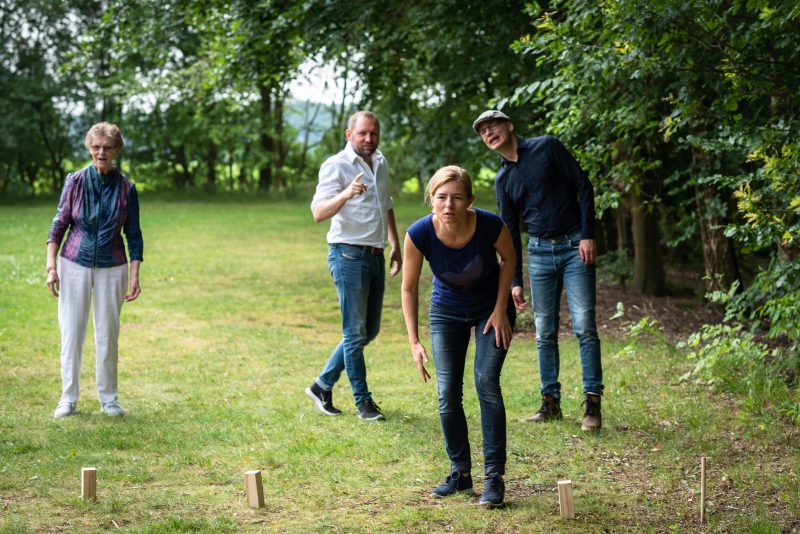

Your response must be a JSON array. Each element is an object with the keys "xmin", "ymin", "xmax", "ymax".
[{"xmin": 47, "ymin": 164, "xmax": 143, "ymax": 268}]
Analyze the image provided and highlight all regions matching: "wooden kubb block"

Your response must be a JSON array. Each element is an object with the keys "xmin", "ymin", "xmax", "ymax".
[
  {"xmin": 81, "ymin": 467, "xmax": 97, "ymax": 501},
  {"xmin": 244, "ymin": 470, "xmax": 265, "ymax": 508},
  {"xmin": 558, "ymin": 479, "xmax": 574, "ymax": 519}
]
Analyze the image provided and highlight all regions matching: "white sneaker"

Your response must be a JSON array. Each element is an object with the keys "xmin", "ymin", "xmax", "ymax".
[
  {"xmin": 53, "ymin": 401, "xmax": 76, "ymax": 418},
  {"xmin": 100, "ymin": 401, "xmax": 125, "ymax": 417}
]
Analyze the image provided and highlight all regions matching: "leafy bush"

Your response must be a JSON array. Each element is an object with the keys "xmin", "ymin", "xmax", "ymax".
[
  {"xmin": 679, "ymin": 322, "xmax": 799, "ymax": 424},
  {"xmin": 597, "ymin": 250, "xmax": 634, "ymax": 286}
]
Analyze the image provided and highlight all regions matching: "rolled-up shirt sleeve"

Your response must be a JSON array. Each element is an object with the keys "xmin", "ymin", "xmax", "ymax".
[
  {"xmin": 124, "ymin": 184, "xmax": 144, "ymax": 262},
  {"xmin": 311, "ymin": 160, "xmax": 344, "ymax": 210}
]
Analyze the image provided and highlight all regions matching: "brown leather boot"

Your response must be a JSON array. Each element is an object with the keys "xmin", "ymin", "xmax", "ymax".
[
  {"xmin": 581, "ymin": 394, "xmax": 602, "ymax": 431},
  {"xmin": 522, "ymin": 394, "xmax": 562, "ymax": 422}
]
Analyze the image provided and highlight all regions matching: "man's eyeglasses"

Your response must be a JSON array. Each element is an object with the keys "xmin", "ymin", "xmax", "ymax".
[{"xmin": 479, "ymin": 121, "xmax": 503, "ymax": 137}]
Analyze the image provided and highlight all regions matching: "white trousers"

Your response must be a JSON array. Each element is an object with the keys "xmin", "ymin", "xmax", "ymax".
[{"xmin": 58, "ymin": 257, "xmax": 128, "ymax": 404}]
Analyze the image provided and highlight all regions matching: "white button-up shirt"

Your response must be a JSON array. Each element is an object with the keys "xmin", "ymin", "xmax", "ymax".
[{"xmin": 311, "ymin": 142, "xmax": 393, "ymax": 248}]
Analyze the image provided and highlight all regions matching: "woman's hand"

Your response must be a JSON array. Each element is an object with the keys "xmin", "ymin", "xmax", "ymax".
[
  {"xmin": 410, "ymin": 341, "xmax": 432, "ymax": 383},
  {"xmin": 46, "ymin": 267, "xmax": 59, "ymax": 298},
  {"xmin": 125, "ymin": 261, "xmax": 141, "ymax": 302},
  {"xmin": 484, "ymin": 308, "xmax": 513, "ymax": 350},
  {"xmin": 125, "ymin": 276, "xmax": 141, "ymax": 302}
]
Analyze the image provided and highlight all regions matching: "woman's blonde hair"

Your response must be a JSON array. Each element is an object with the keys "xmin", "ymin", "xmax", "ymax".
[
  {"xmin": 425, "ymin": 165, "xmax": 474, "ymax": 206},
  {"xmin": 84, "ymin": 122, "xmax": 125, "ymax": 150}
]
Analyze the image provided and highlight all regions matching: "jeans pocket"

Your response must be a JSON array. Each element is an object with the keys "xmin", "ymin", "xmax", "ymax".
[{"xmin": 341, "ymin": 252, "xmax": 358, "ymax": 260}]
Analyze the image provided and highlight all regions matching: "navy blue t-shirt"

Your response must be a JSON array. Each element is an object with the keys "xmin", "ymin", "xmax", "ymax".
[{"xmin": 407, "ymin": 208, "xmax": 504, "ymax": 315}]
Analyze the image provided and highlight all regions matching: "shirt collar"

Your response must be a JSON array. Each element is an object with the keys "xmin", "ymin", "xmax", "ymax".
[
  {"xmin": 345, "ymin": 142, "xmax": 382, "ymax": 167},
  {"xmin": 500, "ymin": 135, "xmax": 527, "ymax": 168},
  {"xmin": 86, "ymin": 163, "xmax": 119, "ymax": 184}
]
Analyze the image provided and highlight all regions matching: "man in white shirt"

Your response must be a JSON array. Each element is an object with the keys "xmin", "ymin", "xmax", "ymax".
[{"xmin": 305, "ymin": 111, "xmax": 402, "ymax": 421}]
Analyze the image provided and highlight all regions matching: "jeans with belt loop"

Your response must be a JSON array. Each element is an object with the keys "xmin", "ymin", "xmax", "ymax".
[
  {"xmin": 528, "ymin": 231, "xmax": 603, "ymax": 397},
  {"xmin": 429, "ymin": 301, "xmax": 515, "ymax": 476},
  {"xmin": 316, "ymin": 243, "xmax": 385, "ymax": 406}
]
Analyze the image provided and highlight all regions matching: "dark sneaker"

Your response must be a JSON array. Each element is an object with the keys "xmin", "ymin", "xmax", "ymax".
[
  {"xmin": 305, "ymin": 383, "xmax": 341, "ymax": 416},
  {"xmin": 431, "ymin": 470, "xmax": 473, "ymax": 497},
  {"xmin": 479, "ymin": 473, "xmax": 505, "ymax": 508},
  {"xmin": 357, "ymin": 398, "xmax": 385, "ymax": 421},
  {"xmin": 521, "ymin": 394, "xmax": 562, "ymax": 422},
  {"xmin": 581, "ymin": 393, "xmax": 602, "ymax": 431}
]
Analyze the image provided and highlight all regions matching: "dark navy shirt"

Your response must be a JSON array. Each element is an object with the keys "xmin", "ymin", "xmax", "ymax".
[
  {"xmin": 494, "ymin": 135, "xmax": 595, "ymax": 287},
  {"xmin": 407, "ymin": 208, "xmax": 504, "ymax": 315},
  {"xmin": 47, "ymin": 164, "xmax": 143, "ymax": 268}
]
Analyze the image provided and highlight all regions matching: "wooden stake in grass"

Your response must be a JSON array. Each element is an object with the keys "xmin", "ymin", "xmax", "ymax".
[
  {"xmin": 81, "ymin": 467, "xmax": 97, "ymax": 501},
  {"xmin": 558, "ymin": 480, "xmax": 574, "ymax": 519},
  {"xmin": 244, "ymin": 470, "xmax": 265, "ymax": 508},
  {"xmin": 700, "ymin": 456, "xmax": 707, "ymax": 523}
]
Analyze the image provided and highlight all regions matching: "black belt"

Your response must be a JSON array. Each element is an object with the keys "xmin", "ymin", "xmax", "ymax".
[{"xmin": 343, "ymin": 243, "xmax": 384, "ymax": 255}]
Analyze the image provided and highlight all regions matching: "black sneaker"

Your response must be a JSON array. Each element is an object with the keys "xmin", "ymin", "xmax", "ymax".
[
  {"xmin": 431, "ymin": 470, "xmax": 473, "ymax": 497},
  {"xmin": 522, "ymin": 394, "xmax": 563, "ymax": 422},
  {"xmin": 479, "ymin": 473, "xmax": 505, "ymax": 508},
  {"xmin": 357, "ymin": 398, "xmax": 385, "ymax": 420},
  {"xmin": 304, "ymin": 383, "xmax": 341, "ymax": 416}
]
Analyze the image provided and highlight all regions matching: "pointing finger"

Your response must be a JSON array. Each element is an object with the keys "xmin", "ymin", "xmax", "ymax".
[{"xmin": 353, "ymin": 172, "xmax": 365, "ymax": 183}]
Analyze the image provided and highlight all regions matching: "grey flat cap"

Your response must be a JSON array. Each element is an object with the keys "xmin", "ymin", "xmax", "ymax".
[{"xmin": 472, "ymin": 110, "xmax": 511, "ymax": 134}]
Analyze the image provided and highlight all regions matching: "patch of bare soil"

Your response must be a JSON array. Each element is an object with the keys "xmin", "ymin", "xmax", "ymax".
[{"xmin": 514, "ymin": 281, "xmax": 723, "ymax": 344}]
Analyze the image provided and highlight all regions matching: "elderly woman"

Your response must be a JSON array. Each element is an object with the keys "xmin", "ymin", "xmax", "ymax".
[
  {"xmin": 45, "ymin": 122, "xmax": 143, "ymax": 418},
  {"xmin": 401, "ymin": 165, "xmax": 516, "ymax": 507}
]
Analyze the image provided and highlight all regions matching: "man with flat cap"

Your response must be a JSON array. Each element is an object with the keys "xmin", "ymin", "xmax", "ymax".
[{"xmin": 473, "ymin": 110, "xmax": 603, "ymax": 431}]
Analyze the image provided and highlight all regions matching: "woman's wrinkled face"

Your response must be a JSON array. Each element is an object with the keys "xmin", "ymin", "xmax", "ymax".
[
  {"xmin": 88, "ymin": 136, "xmax": 120, "ymax": 174},
  {"xmin": 431, "ymin": 180, "xmax": 473, "ymax": 224}
]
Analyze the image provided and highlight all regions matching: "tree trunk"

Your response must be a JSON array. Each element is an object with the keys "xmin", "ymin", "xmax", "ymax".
[
  {"xmin": 258, "ymin": 81, "xmax": 273, "ymax": 192},
  {"xmin": 274, "ymin": 94, "xmax": 285, "ymax": 190},
  {"xmin": 692, "ymin": 150, "xmax": 741, "ymax": 292},
  {"xmin": 174, "ymin": 145, "xmax": 193, "ymax": 188},
  {"xmin": 299, "ymin": 100, "xmax": 322, "ymax": 179},
  {"xmin": 695, "ymin": 184, "xmax": 741, "ymax": 292},
  {"xmin": 239, "ymin": 145, "xmax": 250, "ymax": 191},
  {"xmin": 205, "ymin": 143, "xmax": 218, "ymax": 192},
  {"xmin": 629, "ymin": 184, "xmax": 666, "ymax": 295}
]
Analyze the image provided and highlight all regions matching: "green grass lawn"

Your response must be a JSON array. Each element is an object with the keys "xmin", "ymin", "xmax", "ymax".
[{"xmin": 1, "ymin": 198, "xmax": 797, "ymax": 533}]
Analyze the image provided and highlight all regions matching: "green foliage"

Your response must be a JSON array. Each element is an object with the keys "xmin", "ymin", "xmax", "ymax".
[
  {"xmin": 597, "ymin": 250, "xmax": 634, "ymax": 286},
  {"xmin": 3, "ymin": 201, "xmax": 799, "ymax": 531},
  {"xmin": 500, "ymin": 0, "xmax": 800, "ymax": 410},
  {"xmin": 679, "ymin": 322, "xmax": 799, "ymax": 423}
]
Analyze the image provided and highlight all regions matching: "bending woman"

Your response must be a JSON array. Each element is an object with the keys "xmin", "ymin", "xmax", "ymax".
[
  {"xmin": 46, "ymin": 122, "xmax": 143, "ymax": 418},
  {"xmin": 401, "ymin": 165, "xmax": 516, "ymax": 507}
]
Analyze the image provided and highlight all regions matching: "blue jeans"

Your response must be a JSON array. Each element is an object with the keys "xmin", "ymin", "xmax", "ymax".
[
  {"xmin": 528, "ymin": 232, "xmax": 603, "ymax": 398},
  {"xmin": 316, "ymin": 244, "xmax": 385, "ymax": 406},
  {"xmin": 429, "ymin": 301, "xmax": 515, "ymax": 476}
]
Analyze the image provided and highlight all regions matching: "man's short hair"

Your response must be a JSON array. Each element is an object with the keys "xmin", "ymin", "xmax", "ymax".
[{"xmin": 348, "ymin": 111, "xmax": 380, "ymax": 131}]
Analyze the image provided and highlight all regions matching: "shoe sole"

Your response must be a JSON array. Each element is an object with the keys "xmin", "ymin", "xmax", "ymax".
[
  {"xmin": 304, "ymin": 388, "xmax": 340, "ymax": 416},
  {"xmin": 101, "ymin": 410, "xmax": 125, "ymax": 417},
  {"xmin": 581, "ymin": 425, "xmax": 601, "ymax": 431},
  {"xmin": 431, "ymin": 489, "xmax": 473, "ymax": 498},
  {"xmin": 479, "ymin": 499, "xmax": 505, "ymax": 508},
  {"xmin": 357, "ymin": 414, "xmax": 385, "ymax": 421},
  {"xmin": 53, "ymin": 411, "xmax": 75, "ymax": 418},
  {"xmin": 520, "ymin": 415, "xmax": 562, "ymax": 423}
]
